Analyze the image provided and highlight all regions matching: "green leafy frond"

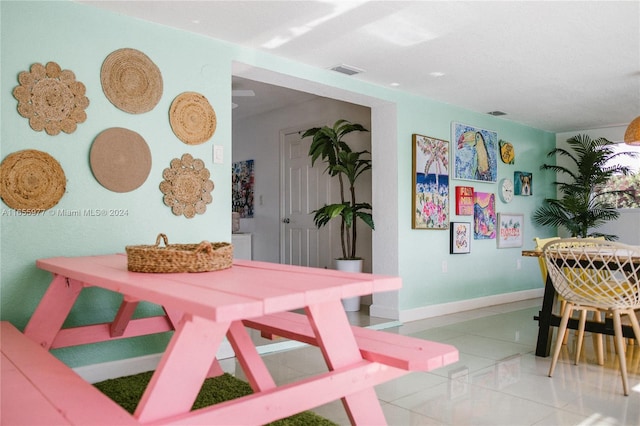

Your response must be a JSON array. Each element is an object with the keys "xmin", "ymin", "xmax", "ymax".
[
  {"xmin": 533, "ymin": 133, "xmax": 636, "ymax": 239},
  {"xmin": 302, "ymin": 119, "xmax": 373, "ymax": 259}
]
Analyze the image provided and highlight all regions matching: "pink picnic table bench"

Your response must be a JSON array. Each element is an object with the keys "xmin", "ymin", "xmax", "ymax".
[{"xmin": 2, "ymin": 254, "xmax": 458, "ymax": 425}]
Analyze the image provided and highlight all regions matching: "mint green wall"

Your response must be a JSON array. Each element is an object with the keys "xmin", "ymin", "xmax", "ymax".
[
  {"xmin": 396, "ymin": 96, "xmax": 556, "ymax": 310},
  {"xmin": 1, "ymin": 1, "xmax": 555, "ymax": 366}
]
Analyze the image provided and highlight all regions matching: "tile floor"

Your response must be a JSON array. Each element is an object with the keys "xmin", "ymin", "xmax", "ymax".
[{"xmin": 220, "ymin": 298, "xmax": 640, "ymax": 425}]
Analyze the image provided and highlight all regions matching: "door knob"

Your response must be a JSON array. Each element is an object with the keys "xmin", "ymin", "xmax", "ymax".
[{"xmin": 282, "ymin": 218, "xmax": 290, "ymax": 223}]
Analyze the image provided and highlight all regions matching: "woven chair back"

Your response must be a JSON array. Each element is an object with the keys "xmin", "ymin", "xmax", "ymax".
[{"xmin": 542, "ymin": 238, "xmax": 640, "ymax": 310}]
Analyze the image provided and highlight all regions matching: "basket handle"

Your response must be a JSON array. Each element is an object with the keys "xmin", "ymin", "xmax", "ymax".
[
  {"xmin": 155, "ymin": 233, "xmax": 169, "ymax": 247},
  {"xmin": 195, "ymin": 241, "xmax": 214, "ymax": 254}
]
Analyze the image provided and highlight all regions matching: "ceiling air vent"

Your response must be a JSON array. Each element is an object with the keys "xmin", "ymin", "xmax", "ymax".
[
  {"xmin": 487, "ymin": 111, "xmax": 507, "ymax": 116},
  {"xmin": 330, "ymin": 64, "xmax": 365, "ymax": 76}
]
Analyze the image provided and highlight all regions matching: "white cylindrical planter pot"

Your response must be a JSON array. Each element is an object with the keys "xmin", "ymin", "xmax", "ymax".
[{"xmin": 334, "ymin": 259, "xmax": 363, "ymax": 312}]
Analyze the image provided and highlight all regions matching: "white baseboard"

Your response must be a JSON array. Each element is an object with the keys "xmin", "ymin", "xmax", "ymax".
[{"xmin": 397, "ymin": 289, "xmax": 543, "ymax": 323}]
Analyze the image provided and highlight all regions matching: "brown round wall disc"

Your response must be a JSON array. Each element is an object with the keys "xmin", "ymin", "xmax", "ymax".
[{"xmin": 90, "ymin": 127, "xmax": 152, "ymax": 192}]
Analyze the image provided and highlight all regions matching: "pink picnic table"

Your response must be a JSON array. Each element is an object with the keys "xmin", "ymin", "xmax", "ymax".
[{"xmin": 24, "ymin": 254, "xmax": 458, "ymax": 425}]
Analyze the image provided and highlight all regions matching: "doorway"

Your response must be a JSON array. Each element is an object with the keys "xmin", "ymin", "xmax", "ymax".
[{"xmin": 231, "ymin": 63, "xmax": 400, "ymax": 318}]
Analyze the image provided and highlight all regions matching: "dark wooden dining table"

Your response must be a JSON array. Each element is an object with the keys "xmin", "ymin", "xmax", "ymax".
[{"xmin": 522, "ymin": 249, "xmax": 639, "ymax": 357}]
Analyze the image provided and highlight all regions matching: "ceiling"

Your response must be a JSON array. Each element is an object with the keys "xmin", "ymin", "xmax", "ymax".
[{"xmin": 77, "ymin": 1, "xmax": 640, "ymax": 134}]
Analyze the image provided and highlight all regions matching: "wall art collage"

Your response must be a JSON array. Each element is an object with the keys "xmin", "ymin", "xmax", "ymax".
[{"xmin": 413, "ymin": 122, "xmax": 530, "ymax": 252}]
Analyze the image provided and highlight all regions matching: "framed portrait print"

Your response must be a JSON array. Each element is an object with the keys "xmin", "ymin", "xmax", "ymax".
[
  {"xmin": 412, "ymin": 134, "xmax": 449, "ymax": 229},
  {"xmin": 451, "ymin": 122, "xmax": 498, "ymax": 183},
  {"xmin": 450, "ymin": 222, "xmax": 471, "ymax": 254},
  {"xmin": 514, "ymin": 171, "xmax": 533, "ymax": 196},
  {"xmin": 497, "ymin": 213, "xmax": 524, "ymax": 248}
]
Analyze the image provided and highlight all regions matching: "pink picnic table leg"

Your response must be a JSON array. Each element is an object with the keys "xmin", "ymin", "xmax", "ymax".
[
  {"xmin": 110, "ymin": 298, "xmax": 139, "ymax": 337},
  {"xmin": 226, "ymin": 320, "xmax": 277, "ymax": 392},
  {"xmin": 134, "ymin": 314, "xmax": 230, "ymax": 423},
  {"xmin": 163, "ymin": 307, "xmax": 225, "ymax": 378},
  {"xmin": 306, "ymin": 300, "xmax": 387, "ymax": 425},
  {"xmin": 24, "ymin": 275, "xmax": 83, "ymax": 349}
]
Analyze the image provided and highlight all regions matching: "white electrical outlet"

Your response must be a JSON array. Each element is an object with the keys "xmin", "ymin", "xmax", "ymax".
[
  {"xmin": 516, "ymin": 259, "xmax": 522, "ymax": 270},
  {"xmin": 213, "ymin": 145, "xmax": 224, "ymax": 164},
  {"xmin": 442, "ymin": 260, "xmax": 448, "ymax": 273}
]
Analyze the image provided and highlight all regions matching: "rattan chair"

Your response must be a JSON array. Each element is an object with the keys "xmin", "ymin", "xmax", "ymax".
[
  {"xmin": 543, "ymin": 238, "xmax": 640, "ymax": 395},
  {"xmin": 535, "ymin": 236, "xmax": 606, "ymax": 359}
]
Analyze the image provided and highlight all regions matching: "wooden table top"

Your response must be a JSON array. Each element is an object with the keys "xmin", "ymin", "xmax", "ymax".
[{"xmin": 36, "ymin": 254, "xmax": 402, "ymax": 322}]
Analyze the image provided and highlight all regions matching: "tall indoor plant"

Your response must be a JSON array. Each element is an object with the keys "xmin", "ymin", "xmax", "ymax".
[
  {"xmin": 302, "ymin": 119, "xmax": 374, "ymax": 261},
  {"xmin": 533, "ymin": 134, "xmax": 637, "ymax": 240}
]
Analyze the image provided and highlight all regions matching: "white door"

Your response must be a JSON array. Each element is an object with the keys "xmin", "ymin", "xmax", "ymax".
[{"xmin": 281, "ymin": 129, "xmax": 333, "ymax": 268}]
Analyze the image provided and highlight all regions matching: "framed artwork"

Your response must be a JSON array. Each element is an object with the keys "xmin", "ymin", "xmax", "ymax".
[
  {"xmin": 473, "ymin": 191, "xmax": 496, "ymax": 240},
  {"xmin": 497, "ymin": 213, "xmax": 524, "ymax": 248},
  {"xmin": 514, "ymin": 171, "xmax": 532, "ymax": 196},
  {"xmin": 450, "ymin": 222, "xmax": 471, "ymax": 254},
  {"xmin": 455, "ymin": 186, "xmax": 474, "ymax": 215},
  {"xmin": 452, "ymin": 122, "xmax": 498, "ymax": 183},
  {"xmin": 412, "ymin": 134, "xmax": 449, "ymax": 229},
  {"xmin": 232, "ymin": 159, "xmax": 255, "ymax": 218}
]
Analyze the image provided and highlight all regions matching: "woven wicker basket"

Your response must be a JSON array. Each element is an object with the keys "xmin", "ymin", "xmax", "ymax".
[{"xmin": 126, "ymin": 233, "xmax": 233, "ymax": 273}]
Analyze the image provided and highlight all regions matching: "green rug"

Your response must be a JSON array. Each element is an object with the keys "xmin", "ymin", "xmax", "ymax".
[{"xmin": 94, "ymin": 371, "xmax": 337, "ymax": 426}]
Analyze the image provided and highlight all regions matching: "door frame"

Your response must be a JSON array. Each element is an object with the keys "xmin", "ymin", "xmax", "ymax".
[{"xmin": 233, "ymin": 62, "xmax": 399, "ymax": 318}]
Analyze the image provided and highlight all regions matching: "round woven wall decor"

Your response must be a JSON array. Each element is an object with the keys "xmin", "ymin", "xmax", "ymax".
[
  {"xmin": 101, "ymin": 48, "xmax": 163, "ymax": 114},
  {"xmin": 0, "ymin": 149, "xmax": 66, "ymax": 210},
  {"xmin": 159, "ymin": 153, "xmax": 214, "ymax": 218},
  {"xmin": 169, "ymin": 92, "xmax": 217, "ymax": 145},
  {"xmin": 90, "ymin": 127, "xmax": 152, "ymax": 193},
  {"xmin": 12, "ymin": 62, "xmax": 89, "ymax": 136}
]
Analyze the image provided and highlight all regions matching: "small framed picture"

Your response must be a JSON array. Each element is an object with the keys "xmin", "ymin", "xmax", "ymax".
[
  {"xmin": 450, "ymin": 222, "xmax": 471, "ymax": 254},
  {"xmin": 497, "ymin": 213, "xmax": 524, "ymax": 248},
  {"xmin": 514, "ymin": 171, "xmax": 532, "ymax": 196}
]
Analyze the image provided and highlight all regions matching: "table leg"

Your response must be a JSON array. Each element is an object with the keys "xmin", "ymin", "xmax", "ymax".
[
  {"xmin": 24, "ymin": 275, "xmax": 83, "ymax": 349},
  {"xmin": 307, "ymin": 300, "xmax": 387, "ymax": 425},
  {"xmin": 226, "ymin": 320, "xmax": 277, "ymax": 392},
  {"xmin": 110, "ymin": 298, "xmax": 139, "ymax": 337},
  {"xmin": 535, "ymin": 274, "xmax": 557, "ymax": 357},
  {"xmin": 134, "ymin": 315, "xmax": 229, "ymax": 423}
]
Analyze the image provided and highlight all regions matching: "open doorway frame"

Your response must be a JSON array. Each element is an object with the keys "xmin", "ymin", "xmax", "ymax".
[{"xmin": 232, "ymin": 62, "xmax": 400, "ymax": 319}]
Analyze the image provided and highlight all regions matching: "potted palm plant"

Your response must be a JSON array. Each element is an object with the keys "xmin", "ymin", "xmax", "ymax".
[
  {"xmin": 533, "ymin": 134, "xmax": 637, "ymax": 239},
  {"xmin": 302, "ymin": 119, "xmax": 374, "ymax": 310}
]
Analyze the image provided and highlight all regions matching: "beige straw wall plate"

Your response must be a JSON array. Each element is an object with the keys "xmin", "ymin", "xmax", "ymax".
[
  {"xmin": 169, "ymin": 92, "xmax": 217, "ymax": 145},
  {"xmin": 101, "ymin": 48, "xmax": 163, "ymax": 114},
  {"xmin": 13, "ymin": 62, "xmax": 89, "ymax": 135},
  {"xmin": 90, "ymin": 127, "xmax": 152, "ymax": 193},
  {"xmin": 160, "ymin": 153, "xmax": 214, "ymax": 218},
  {"xmin": 0, "ymin": 149, "xmax": 66, "ymax": 210}
]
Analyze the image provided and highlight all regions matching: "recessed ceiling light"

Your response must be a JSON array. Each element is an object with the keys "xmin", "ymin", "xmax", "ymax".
[
  {"xmin": 329, "ymin": 64, "xmax": 365, "ymax": 76},
  {"xmin": 390, "ymin": 82, "xmax": 400, "ymax": 87},
  {"xmin": 429, "ymin": 72, "xmax": 445, "ymax": 78},
  {"xmin": 487, "ymin": 111, "xmax": 507, "ymax": 116}
]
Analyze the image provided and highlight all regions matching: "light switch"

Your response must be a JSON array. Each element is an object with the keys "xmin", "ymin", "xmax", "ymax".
[{"xmin": 213, "ymin": 145, "xmax": 224, "ymax": 164}]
